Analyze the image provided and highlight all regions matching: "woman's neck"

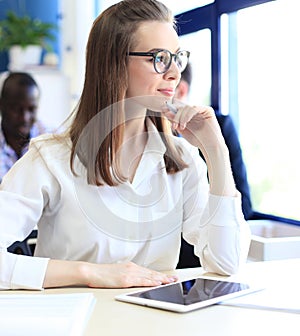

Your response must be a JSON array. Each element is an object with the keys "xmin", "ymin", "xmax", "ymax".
[{"xmin": 121, "ymin": 116, "xmax": 148, "ymax": 183}]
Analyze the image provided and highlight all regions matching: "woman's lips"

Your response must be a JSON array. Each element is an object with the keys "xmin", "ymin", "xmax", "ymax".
[{"xmin": 157, "ymin": 88, "xmax": 175, "ymax": 97}]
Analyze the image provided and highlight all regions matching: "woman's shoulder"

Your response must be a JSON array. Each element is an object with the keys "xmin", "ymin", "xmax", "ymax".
[{"xmin": 29, "ymin": 133, "xmax": 72, "ymax": 157}]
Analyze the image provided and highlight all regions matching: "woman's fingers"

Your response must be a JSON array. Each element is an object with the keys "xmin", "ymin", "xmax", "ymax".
[
  {"xmin": 163, "ymin": 104, "xmax": 191, "ymax": 130},
  {"xmin": 163, "ymin": 103, "xmax": 214, "ymax": 132},
  {"xmin": 87, "ymin": 261, "xmax": 178, "ymax": 288},
  {"xmin": 118, "ymin": 263, "xmax": 177, "ymax": 287},
  {"xmin": 163, "ymin": 103, "xmax": 224, "ymax": 149}
]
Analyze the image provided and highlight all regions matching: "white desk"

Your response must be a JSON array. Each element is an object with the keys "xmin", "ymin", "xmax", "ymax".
[{"xmin": 2, "ymin": 259, "xmax": 300, "ymax": 336}]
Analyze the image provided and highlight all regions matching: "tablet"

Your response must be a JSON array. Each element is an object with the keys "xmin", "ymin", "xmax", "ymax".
[{"xmin": 115, "ymin": 276, "xmax": 262, "ymax": 313}]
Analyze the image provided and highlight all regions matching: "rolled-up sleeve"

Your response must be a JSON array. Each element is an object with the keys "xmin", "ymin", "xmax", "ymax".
[
  {"xmin": 195, "ymin": 194, "xmax": 251, "ymax": 275},
  {"xmin": 0, "ymin": 250, "xmax": 49, "ymax": 290},
  {"xmin": 181, "ymin": 141, "xmax": 251, "ymax": 275}
]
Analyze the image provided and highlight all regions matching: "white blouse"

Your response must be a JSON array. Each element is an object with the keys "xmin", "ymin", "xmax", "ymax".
[{"xmin": 0, "ymin": 120, "xmax": 251, "ymax": 290}]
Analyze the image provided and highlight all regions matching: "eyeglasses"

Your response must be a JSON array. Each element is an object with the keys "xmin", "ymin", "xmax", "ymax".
[{"xmin": 128, "ymin": 49, "xmax": 190, "ymax": 74}]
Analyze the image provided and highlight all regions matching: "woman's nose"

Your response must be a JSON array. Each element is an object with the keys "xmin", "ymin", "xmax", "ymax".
[{"xmin": 164, "ymin": 60, "xmax": 181, "ymax": 81}]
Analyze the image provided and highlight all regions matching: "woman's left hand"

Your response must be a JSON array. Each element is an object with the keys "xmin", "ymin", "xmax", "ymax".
[
  {"xmin": 163, "ymin": 102, "xmax": 237, "ymax": 196},
  {"xmin": 163, "ymin": 103, "xmax": 225, "ymax": 152}
]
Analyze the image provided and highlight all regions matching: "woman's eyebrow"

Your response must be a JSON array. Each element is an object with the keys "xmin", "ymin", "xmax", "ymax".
[
  {"xmin": 147, "ymin": 47, "xmax": 181, "ymax": 53},
  {"xmin": 133, "ymin": 47, "xmax": 181, "ymax": 53},
  {"xmin": 148, "ymin": 48, "xmax": 163, "ymax": 52}
]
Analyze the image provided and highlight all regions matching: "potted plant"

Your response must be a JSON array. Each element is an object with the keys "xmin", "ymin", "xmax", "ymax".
[{"xmin": 0, "ymin": 11, "xmax": 57, "ymax": 70}]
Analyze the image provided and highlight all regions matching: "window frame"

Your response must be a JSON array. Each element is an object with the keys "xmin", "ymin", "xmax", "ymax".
[
  {"xmin": 175, "ymin": 0, "xmax": 275, "ymax": 110},
  {"xmin": 175, "ymin": 0, "xmax": 300, "ymax": 225}
]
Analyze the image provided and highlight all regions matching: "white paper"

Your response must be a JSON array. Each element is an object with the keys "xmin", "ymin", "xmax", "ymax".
[
  {"xmin": 0, "ymin": 293, "xmax": 96, "ymax": 336},
  {"xmin": 220, "ymin": 287, "xmax": 300, "ymax": 313}
]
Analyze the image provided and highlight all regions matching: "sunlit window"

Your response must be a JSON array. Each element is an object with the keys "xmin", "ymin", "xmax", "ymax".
[
  {"xmin": 179, "ymin": 29, "xmax": 211, "ymax": 106},
  {"xmin": 222, "ymin": 0, "xmax": 300, "ymax": 220}
]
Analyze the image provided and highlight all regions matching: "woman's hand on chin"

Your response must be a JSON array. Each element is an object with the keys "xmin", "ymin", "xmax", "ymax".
[{"xmin": 163, "ymin": 104, "xmax": 226, "ymax": 152}]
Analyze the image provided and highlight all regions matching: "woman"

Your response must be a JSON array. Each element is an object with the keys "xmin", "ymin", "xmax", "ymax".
[{"xmin": 0, "ymin": 0, "xmax": 250, "ymax": 290}]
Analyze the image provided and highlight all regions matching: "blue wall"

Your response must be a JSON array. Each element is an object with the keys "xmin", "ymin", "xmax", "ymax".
[{"xmin": 0, "ymin": 0, "xmax": 60, "ymax": 71}]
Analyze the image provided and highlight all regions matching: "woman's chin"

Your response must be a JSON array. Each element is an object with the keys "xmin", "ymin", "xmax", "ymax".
[{"xmin": 129, "ymin": 95, "xmax": 168, "ymax": 112}]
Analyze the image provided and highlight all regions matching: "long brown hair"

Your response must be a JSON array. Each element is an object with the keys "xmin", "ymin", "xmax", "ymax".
[{"xmin": 69, "ymin": 0, "xmax": 188, "ymax": 186}]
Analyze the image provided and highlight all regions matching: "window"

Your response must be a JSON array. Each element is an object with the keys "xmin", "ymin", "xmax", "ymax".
[
  {"xmin": 179, "ymin": 29, "xmax": 211, "ymax": 106},
  {"xmin": 221, "ymin": 0, "xmax": 300, "ymax": 220}
]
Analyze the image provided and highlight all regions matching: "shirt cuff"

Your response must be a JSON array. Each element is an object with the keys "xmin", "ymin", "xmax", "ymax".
[
  {"xmin": 11, "ymin": 255, "xmax": 49, "ymax": 290},
  {"xmin": 208, "ymin": 192, "xmax": 245, "ymax": 226}
]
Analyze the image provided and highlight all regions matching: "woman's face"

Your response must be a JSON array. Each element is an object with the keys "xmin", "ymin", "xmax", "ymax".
[{"xmin": 126, "ymin": 21, "xmax": 181, "ymax": 111}]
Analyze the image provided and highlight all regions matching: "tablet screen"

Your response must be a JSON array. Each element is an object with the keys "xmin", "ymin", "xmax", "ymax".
[{"xmin": 127, "ymin": 278, "xmax": 249, "ymax": 305}]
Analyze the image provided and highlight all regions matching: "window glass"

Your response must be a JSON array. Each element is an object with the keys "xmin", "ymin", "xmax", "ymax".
[
  {"xmin": 179, "ymin": 29, "xmax": 211, "ymax": 106},
  {"xmin": 223, "ymin": 0, "xmax": 300, "ymax": 220}
]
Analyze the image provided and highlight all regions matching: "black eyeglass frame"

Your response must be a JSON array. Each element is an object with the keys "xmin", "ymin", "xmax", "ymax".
[{"xmin": 127, "ymin": 49, "xmax": 190, "ymax": 74}]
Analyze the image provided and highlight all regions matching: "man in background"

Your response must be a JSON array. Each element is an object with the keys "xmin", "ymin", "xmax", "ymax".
[
  {"xmin": 176, "ymin": 63, "xmax": 253, "ymax": 268},
  {"xmin": 0, "ymin": 72, "xmax": 48, "ymax": 182}
]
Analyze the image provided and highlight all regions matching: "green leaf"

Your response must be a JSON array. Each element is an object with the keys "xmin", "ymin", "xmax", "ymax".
[{"xmin": 0, "ymin": 11, "xmax": 57, "ymax": 52}]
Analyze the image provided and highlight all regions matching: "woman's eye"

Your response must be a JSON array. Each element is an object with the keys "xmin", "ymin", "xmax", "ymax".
[{"xmin": 155, "ymin": 56, "xmax": 165, "ymax": 63}]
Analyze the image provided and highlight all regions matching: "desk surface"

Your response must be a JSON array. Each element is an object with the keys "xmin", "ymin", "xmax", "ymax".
[{"xmin": 3, "ymin": 259, "xmax": 300, "ymax": 336}]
